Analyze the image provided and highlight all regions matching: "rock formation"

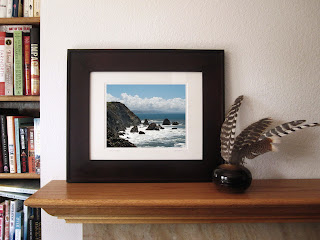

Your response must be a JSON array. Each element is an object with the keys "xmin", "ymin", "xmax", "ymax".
[
  {"xmin": 107, "ymin": 102, "xmax": 141, "ymax": 147},
  {"xmin": 162, "ymin": 118, "xmax": 171, "ymax": 125}
]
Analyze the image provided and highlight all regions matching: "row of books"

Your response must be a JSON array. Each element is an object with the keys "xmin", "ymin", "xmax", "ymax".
[
  {"xmin": 0, "ymin": 0, "xmax": 40, "ymax": 18},
  {"xmin": 0, "ymin": 114, "xmax": 40, "ymax": 174},
  {"xmin": 0, "ymin": 25, "xmax": 40, "ymax": 96},
  {"xmin": 0, "ymin": 179, "xmax": 40, "ymax": 240}
]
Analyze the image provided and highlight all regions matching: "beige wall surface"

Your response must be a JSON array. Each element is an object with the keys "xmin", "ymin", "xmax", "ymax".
[
  {"xmin": 83, "ymin": 223, "xmax": 320, "ymax": 240},
  {"xmin": 40, "ymin": 0, "xmax": 320, "ymax": 239}
]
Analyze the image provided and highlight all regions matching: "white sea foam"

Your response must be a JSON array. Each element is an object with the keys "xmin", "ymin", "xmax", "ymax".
[{"xmin": 120, "ymin": 123, "xmax": 186, "ymax": 148}]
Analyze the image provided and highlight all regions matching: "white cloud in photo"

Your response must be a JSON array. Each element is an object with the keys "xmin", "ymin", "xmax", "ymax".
[{"xmin": 107, "ymin": 93, "xmax": 185, "ymax": 113}]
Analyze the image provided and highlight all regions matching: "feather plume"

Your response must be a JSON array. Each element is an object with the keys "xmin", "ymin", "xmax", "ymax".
[
  {"xmin": 259, "ymin": 120, "xmax": 305, "ymax": 140},
  {"xmin": 239, "ymin": 137, "xmax": 278, "ymax": 161},
  {"xmin": 230, "ymin": 118, "xmax": 272, "ymax": 164},
  {"xmin": 220, "ymin": 95, "xmax": 244, "ymax": 162}
]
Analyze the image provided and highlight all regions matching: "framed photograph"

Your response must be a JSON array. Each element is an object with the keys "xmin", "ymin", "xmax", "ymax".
[{"xmin": 67, "ymin": 49, "xmax": 224, "ymax": 182}]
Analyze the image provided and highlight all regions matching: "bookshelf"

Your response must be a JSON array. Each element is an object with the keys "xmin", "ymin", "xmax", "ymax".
[{"xmin": 0, "ymin": 17, "xmax": 41, "ymax": 179}]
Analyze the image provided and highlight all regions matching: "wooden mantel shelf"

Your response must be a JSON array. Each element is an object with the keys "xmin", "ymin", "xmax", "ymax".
[{"xmin": 24, "ymin": 180, "xmax": 320, "ymax": 224}]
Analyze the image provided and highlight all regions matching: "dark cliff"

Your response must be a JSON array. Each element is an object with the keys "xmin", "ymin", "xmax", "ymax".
[{"xmin": 107, "ymin": 102, "xmax": 141, "ymax": 147}]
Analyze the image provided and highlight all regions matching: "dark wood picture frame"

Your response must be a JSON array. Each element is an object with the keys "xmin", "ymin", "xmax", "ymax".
[{"xmin": 67, "ymin": 49, "xmax": 224, "ymax": 183}]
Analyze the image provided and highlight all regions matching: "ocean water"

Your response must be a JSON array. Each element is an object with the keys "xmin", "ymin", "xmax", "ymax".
[{"xmin": 120, "ymin": 113, "xmax": 186, "ymax": 148}]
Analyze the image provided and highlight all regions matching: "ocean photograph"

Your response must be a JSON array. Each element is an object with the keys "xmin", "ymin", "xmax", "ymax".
[{"xmin": 106, "ymin": 84, "xmax": 186, "ymax": 148}]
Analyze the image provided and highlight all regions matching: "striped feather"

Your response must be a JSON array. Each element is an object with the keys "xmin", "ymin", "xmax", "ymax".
[
  {"xmin": 260, "ymin": 120, "xmax": 305, "ymax": 140},
  {"xmin": 220, "ymin": 95, "xmax": 244, "ymax": 162},
  {"xmin": 239, "ymin": 137, "xmax": 277, "ymax": 161}
]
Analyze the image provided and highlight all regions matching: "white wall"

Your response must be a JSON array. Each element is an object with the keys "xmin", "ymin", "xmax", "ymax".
[{"xmin": 40, "ymin": 0, "xmax": 320, "ymax": 239}]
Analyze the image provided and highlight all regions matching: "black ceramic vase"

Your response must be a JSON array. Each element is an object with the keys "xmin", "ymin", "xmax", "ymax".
[{"xmin": 213, "ymin": 164, "xmax": 252, "ymax": 193}]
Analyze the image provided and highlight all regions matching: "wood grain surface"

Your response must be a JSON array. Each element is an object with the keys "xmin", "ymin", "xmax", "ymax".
[{"xmin": 25, "ymin": 179, "xmax": 320, "ymax": 224}]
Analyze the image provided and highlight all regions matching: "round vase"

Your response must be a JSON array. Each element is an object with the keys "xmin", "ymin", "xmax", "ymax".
[{"xmin": 212, "ymin": 164, "xmax": 252, "ymax": 193}]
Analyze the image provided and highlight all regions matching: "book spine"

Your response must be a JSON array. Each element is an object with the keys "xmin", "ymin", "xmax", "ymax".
[
  {"xmin": 23, "ymin": 0, "xmax": 28, "ymax": 17},
  {"xmin": 27, "ymin": 127, "xmax": 35, "ymax": 173},
  {"xmin": 30, "ymin": 28, "xmax": 39, "ymax": 96},
  {"xmin": 22, "ymin": 206, "xmax": 28, "ymax": 240},
  {"xmin": 4, "ymin": 33, "xmax": 13, "ymax": 96},
  {"xmin": 6, "ymin": 116, "xmax": 16, "ymax": 173},
  {"xmin": 0, "ymin": 0, "xmax": 6, "ymax": 18},
  {"xmin": 33, "ymin": 209, "xmax": 40, "ymax": 240},
  {"xmin": 2, "ymin": 25, "xmax": 32, "ymax": 34},
  {"xmin": 27, "ymin": 216, "xmax": 33, "ymax": 240},
  {"xmin": 33, "ymin": 0, "xmax": 40, "ymax": 17},
  {"xmin": 14, "ymin": 212, "xmax": 21, "ymax": 240},
  {"xmin": 28, "ymin": 0, "xmax": 33, "ymax": 18},
  {"xmin": 34, "ymin": 118, "xmax": 40, "ymax": 175},
  {"xmin": 0, "ymin": 140, "xmax": 3, "ymax": 173},
  {"xmin": 0, "ymin": 203, "xmax": 4, "ymax": 240},
  {"xmin": 17, "ymin": 0, "xmax": 22, "ymax": 17},
  {"xmin": 9, "ymin": 201, "xmax": 15, "ymax": 240},
  {"xmin": 14, "ymin": 119, "xmax": 21, "ymax": 173},
  {"xmin": 6, "ymin": 0, "xmax": 13, "ymax": 18},
  {"xmin": 13, "ymin": 31, "xmax": 23, "ymax": 96},
  {"xmin": 12, "ymin": 0, "xmax": 18, "ymax": 17},
  {"xmin": 4, "ymin": 201, "xmax": 9, "ymax": 240},
  {"xmin": 0, "ymin": 32, "xmax": 5, "ymax": 95},
  {"xmin": 0, "ymin": 115, "xmax": 9, "ymax": 173},
  {"xmin": 20, "ymin": 128, "xmax": 28, "ymax": 173},
  {"xmin": 23, "ymin": 34, "xmax": 31, "ymax": 96}
]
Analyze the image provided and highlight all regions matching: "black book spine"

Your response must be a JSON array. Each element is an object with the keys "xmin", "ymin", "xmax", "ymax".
[
  {"xmin": 0, "ymin": 115, "xmax": 9, "ymax": 173},
  {"xmin": 34, "ymin": 208, "xmax": 41, "ymax": 240},
  {"xmin": 28, "ymin": 215, "xmax": 35, "ymax": 240},
  {"xmin": 20, "ymin": 127, "xmax": 29, "ymax": 173}
]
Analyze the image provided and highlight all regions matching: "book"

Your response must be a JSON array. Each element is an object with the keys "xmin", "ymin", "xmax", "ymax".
[
  {"xmin": 0, "ymin": 140, "xmax": 3, "ymax": 173},
  {"xmin": 0, "ymin": 202, "xmax": 4, "ymax": 240},
  {"xmin": 0, "ymin": 192, "xmax": 30, "ymax": 201},
  {"xmin": 33, "ymin": 0, "xmax": 40, "ymax": 17},
  {"xmin": 6, "ymin": 116, "xmax": 17, "ymax": 173},
  {"xmin": 4, "ymin": 200, "xmax": 9, "ymax": 240},
  {"xmin": 22, "ymin": 206, "xmax": 30, "ymax": 240},
  {"xmin": 23, "ymin": 34, "xmax": 31, "ymax": 96},
  {"xmin": 6, "ymin": 0, "xmax": 13, "ymax": 18},
  {"xmin": 4, "ymin": 33, "xmax": 13, "ymax": 96},
  {"xmin": 33, "ymin": 119, "xmax": 40, "ymax": 175},
  {"xmin": 23, "ymin": 0, "xmax": 29, "ymax": 17},
  {"xmin": 0, "ymin": 0, "xmax": 6, "ymax": 18},
  {"xmin": 9, "ymin": 200, "xmax": 23, "ymax": 240},
  {"xmin": 0, "ymin": 180, "xmax": 39, "ymax": 194},
  {"xmin": 1, "ymin": 115, "xmax": 9, "ymax": 173},
  {"xmin": 27, "ymin": 127, "xmax": 35, "ymax": 173},
  {"xmin": 0, "ymin": 26, "xmax": 32, "ymax": 34},
  {"xmin": 15, "ymin": 117, "xmax": 34, "ymax": 173},
  {"xmin": 27, "ymin": 215, "xmax": 33, "ymax": 240},
  {"xmin": 28, "ymin": 0, "xmax": 33, "ymax": 17},
  {"xmin": 19, "ymin": 128, "xmax": 28, "ymax": 173},
  {"xmin": 33, "ymin": 209, "xmax": 40, "ymax": 240},
  {"xmin": 14, "ymin": 211, "xmax": 22, "ymax": 240},
  {"xmin": 12, "ymin": 0, "xmax": 22, "ymax": 18},
  {"xmin": 30, "ymin": 28, "xmax": 39, "ymax": 96},
  {"xmin": 13, "ymin": 31, "xmax": 23, "ymax": 96},
  {"xmin": 0, "ymin": 32, "xmax": 5, "ymax": 95}
]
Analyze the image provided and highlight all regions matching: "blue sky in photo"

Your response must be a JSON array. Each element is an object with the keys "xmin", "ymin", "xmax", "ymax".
[{"xmin": 106, "ymin": 84, "xmax": 185, "ymax": 100}]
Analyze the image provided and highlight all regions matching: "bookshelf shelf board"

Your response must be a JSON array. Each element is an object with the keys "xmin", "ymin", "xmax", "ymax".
[
  {"xmin": 0, "ymin": 17, "xmax": 40, "ymax": 25},
  {"xmin": 0, "ymin": 173, "xmax": 40, "ymax": 179},
  {"xmin": 25, "ymin": 179, "xmax": 320, "ymax": 224},
  {"xmin": 0, "ymin": 96, "xmax": 40, "ymax": 102}
]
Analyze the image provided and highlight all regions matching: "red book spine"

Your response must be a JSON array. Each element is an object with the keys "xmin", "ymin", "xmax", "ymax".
[
  {"xmin": 23, "ymin": 34, "xmax": 31, "ymax": 95},
  {"xmin": 27, "ymin": 126, "xmax": 35, "ymax": 173},
  {"xmin": 0, "ymin": 32, "xmax": 5, "ymax": 95}
]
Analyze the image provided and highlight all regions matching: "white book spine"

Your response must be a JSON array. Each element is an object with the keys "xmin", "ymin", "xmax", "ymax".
[
  {"xmin": 22, "ymin": 206, "xmax": 28, "ymax": 240},
  {"xmin": 6, "ymin": 0, "xmax": 12, "ymax": 18},
  {"xmin": 7, "ymin": 116, "xmax": 16, "ymax": 173},
  {"xmin": 0, "ymin": 0, "xmax": 7, "ymax": 18},
  {"xmin": 33, "ymin": 0, "xmax": 39, "ymax": 17},
  {"xmin": 23, "ymin": 0, "xmax": 28, "ymax": 17},
  {"xmin": 28, "ymin": 0, "xmax": 33, "ymax": 17},
  {"xmin": 4, "ymin": 36, "xmax": 13, "ymax": 96},
  {"xmin": 9, "ymin": 201, "xmax": 15, "ymax": 240}
]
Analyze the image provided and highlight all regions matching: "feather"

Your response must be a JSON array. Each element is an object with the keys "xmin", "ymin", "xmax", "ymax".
[
  {"xmin": 220, "ymin": 95, "xmax": 244, "ymax": 162},
  {"xmin": 240, "ymin": 122, "xmax": 319, "ymax": 162},
  {"xmin": 230, "ymin": 118, "xmax": 272, "ymax": 164},
  {"xmin": 239, "ymin": 137, "xmax": 278, "ymax": 161},
  {"xmin": 259, "ymin": 120, "xmax": 306, "ymax": 140}
]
